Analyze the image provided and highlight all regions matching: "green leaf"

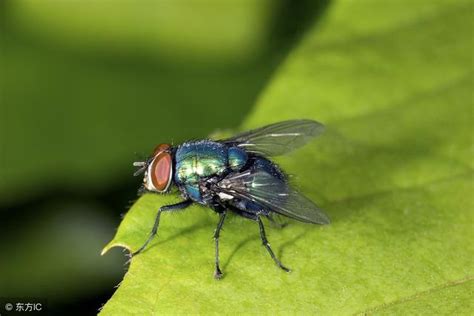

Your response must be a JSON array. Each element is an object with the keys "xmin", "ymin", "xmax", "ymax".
[
  {"xmin": 366, "ymin": 278, "xmax": 474, "ymax": 315},
  {"xmin": 100, "ymin": 0, "xmax": 473, "ymax": 314}
]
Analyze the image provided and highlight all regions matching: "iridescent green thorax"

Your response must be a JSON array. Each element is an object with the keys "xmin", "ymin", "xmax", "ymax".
[
  {"xmin": 176, "ymin": 155, "xmax": 226, "ymax": 183},
  {"xmin": 174, "ymin": 141, "xmax": 229, "ymax": 201},
  {"xmin": 175, "ymin": 141, "xmax": 227, "ymax": 183}
]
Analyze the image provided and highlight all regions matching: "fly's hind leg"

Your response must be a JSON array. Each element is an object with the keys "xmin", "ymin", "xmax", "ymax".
[
  {"xmin": 267, "ymin": 214, "xmax": 288, "ymax": 229},
  {"xmin": 257, "ymin": 216, "xmax": 291, "ymax": 272}
]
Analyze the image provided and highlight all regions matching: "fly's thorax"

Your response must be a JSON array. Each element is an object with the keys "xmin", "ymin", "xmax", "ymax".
[
  {"xmin": 175, "ymin": 157, "xmax": 226, "ymax": 183},
  {"xmin": 174, "ymin": 140, "xmax": 228, "ymax": 185}
]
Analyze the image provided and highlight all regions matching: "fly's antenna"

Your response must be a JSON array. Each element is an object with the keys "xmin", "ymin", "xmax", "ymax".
[{"xmin": 133, "ymin": 161, "xmax": 147, "ymax": 176}]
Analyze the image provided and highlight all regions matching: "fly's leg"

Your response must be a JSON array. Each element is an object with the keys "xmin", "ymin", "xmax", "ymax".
[
  {"xmin": 257, "ymin": 216, "xmax": 291, "ymax": 272},
  {"xmin": 132, "ymin": 199, "xmax": 192, "ymax": 257},
  {"xmin": 213, "ymin": 211, "xmax": 227, "ymax": 279}
]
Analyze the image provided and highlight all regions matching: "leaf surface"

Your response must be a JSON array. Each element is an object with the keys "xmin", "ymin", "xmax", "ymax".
[{"xmin": 101, "ymin": 0, "xmax": 473, "ymax": 314}]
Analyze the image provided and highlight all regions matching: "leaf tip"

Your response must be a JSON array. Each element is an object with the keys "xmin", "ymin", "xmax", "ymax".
[{"xmin": 101, "ymin": 240, "xmax": 132, "ymax": 256}]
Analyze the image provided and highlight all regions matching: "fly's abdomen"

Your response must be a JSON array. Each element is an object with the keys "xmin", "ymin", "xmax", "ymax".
[
  {"xmin": 228, "ymin": 147, "xmax": 248, "ymax": 171},
  {"xmin": 219, "ymin": 156, "xmax": 286, "ymax": 215}
]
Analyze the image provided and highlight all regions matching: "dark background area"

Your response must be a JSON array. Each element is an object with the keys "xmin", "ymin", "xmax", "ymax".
[{"xmin": 0, "ymin": 1, "xmax": 329, "ymax": 314}]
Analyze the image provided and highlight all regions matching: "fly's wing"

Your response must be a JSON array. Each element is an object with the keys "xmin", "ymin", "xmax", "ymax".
[
  {"xmin": 217, "ymin": 170, "xmax": 330, "ymax": 224},
  {"xmin": 220, "ymin": 119, "xmax": 325, "ymax": 156}
]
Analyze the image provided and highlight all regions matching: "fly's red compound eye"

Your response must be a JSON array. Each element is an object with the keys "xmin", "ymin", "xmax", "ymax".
[
  {"xmin": 152, "ymin": 143, "xmax": 171, "ymax": 156},
  {"xmin": 149, "ymin": 146, "xmax": 172, "ymax": 192}
]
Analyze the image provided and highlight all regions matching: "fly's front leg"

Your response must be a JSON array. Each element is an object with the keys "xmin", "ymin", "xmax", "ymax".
[
  {"xmin": 213, "ymin": 211, "xmax": 227, "ymax": 279},
  {"xmin": 257, "ymin": 216, "xmax": 291, "ymax": 272},
  {"xmin": 132, "ymin": 199, "xmax": 192, "ymax": 257}
]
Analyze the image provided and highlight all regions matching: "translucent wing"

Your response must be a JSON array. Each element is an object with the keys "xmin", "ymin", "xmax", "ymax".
[
  {"xmin": 217, "ymin": 170, "xmax": 330, "ymax": 225},
  {"xmin": 221, "ymin": 119, "xmax": 325, "ymax": 156}
]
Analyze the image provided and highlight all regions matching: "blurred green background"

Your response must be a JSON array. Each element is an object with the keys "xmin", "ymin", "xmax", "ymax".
[{"xmin": 0, "ymin": 0, "xmax": 328, "ymax": 314}]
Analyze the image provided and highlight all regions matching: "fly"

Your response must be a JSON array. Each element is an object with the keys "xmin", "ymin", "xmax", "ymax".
[{"xmin": 132, "ymin": 119, "xmax": 330, "ymax": 279}]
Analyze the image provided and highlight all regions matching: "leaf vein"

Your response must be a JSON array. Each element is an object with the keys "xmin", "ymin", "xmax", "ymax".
[{"xmin": 356, "ymin": 276, "xmax": 474, "ymax": 315}]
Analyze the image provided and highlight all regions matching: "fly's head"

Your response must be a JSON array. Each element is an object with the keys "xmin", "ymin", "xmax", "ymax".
[{"xmin": 133, "ymin": 143, "xmax": 173, "ymax": 193}]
